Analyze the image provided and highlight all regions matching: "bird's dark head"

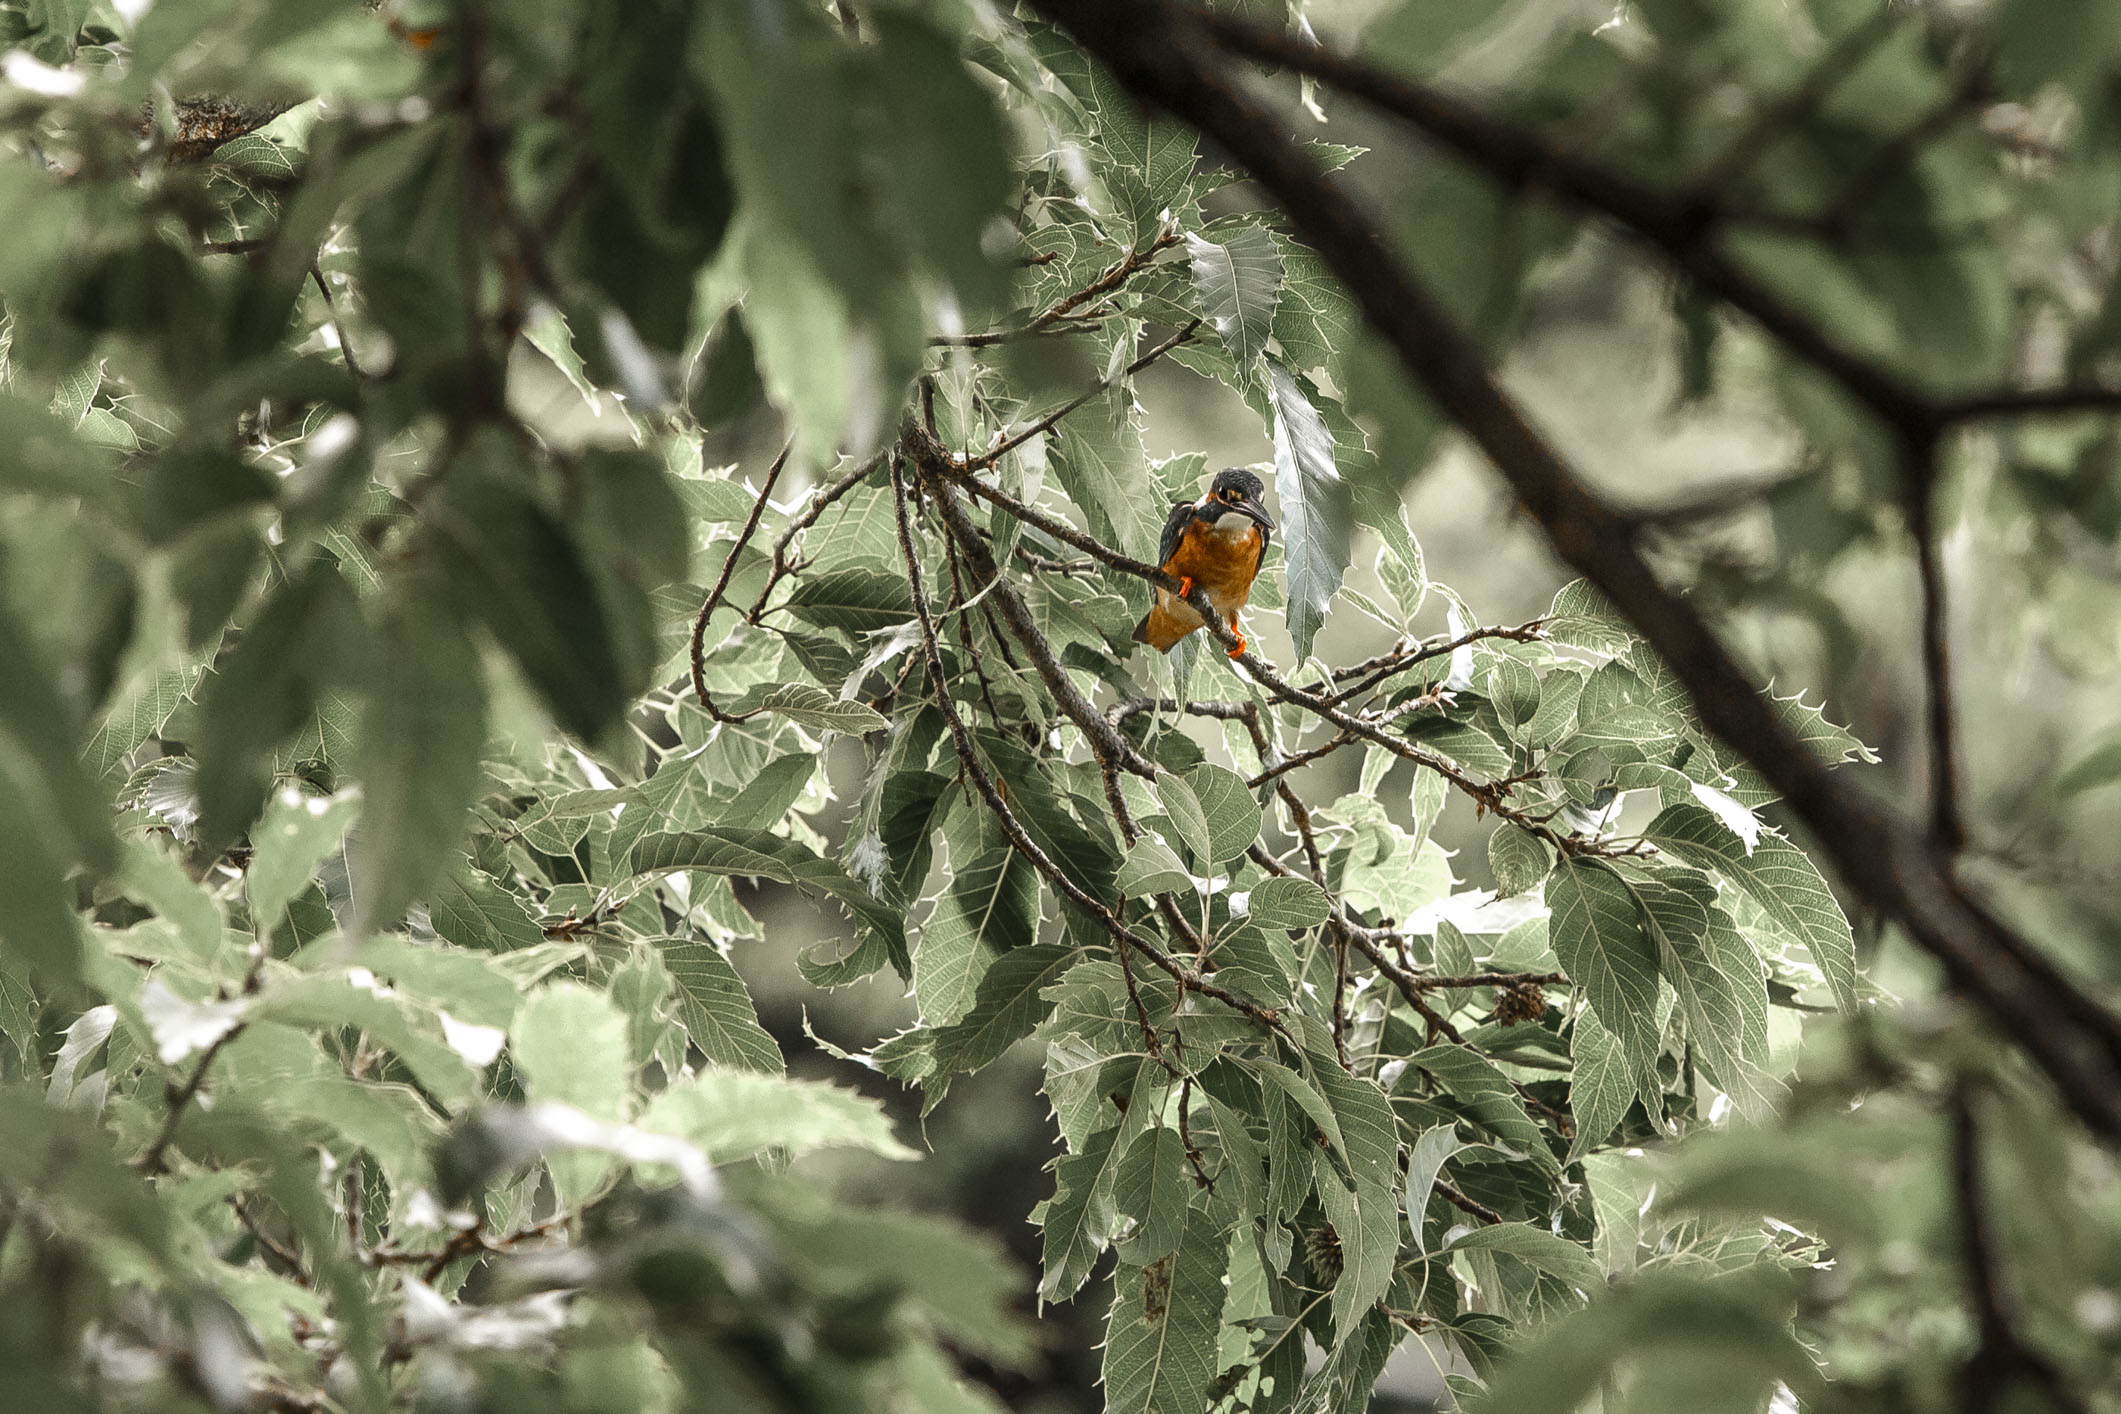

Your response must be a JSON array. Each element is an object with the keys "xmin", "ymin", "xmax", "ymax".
[{"xmin": 1205, "ymin": 467, "xmax": 1273, "ymax": 530}]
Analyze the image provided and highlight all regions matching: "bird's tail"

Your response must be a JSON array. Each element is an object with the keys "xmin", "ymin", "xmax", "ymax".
[{"xmin": 1132, "ymin": 592, "xmax": 1204, "ymax": 653}]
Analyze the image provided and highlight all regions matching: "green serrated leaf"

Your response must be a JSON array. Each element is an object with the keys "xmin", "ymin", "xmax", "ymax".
[
  {"xmin": 632, "ymin": 827, "xmax": 906, "ymax": 975},
  {"xmin": 1245, "ymin": 876, "xmax": 1331, "ymax": 930},
  {"xmin": 1185, "ymin": 224, "xmax": 1283, "ymax": 368},
  {"xmin": 1545, "ymin": 858, "xmax": 1662, "ymax": 1085},
  {"xmin": 1266, "ymin": 361, "xmax": 1352, "ymax": 661},
  {"xmin": 350, "ymin": 572, "xmax": 487, "ymax": 938},
  {"xmin": 1183, "ymin": 764, "xmax": 1261, "ymax": 865},
  {"xmin": 924, "ymin": 942, "xmax": 1078, "ymax": 1079},
  {"xmin": 428, "ymin": 443, "xmax": 633, "ymax": 743},
  {"xmin": 1118, "ymin": 835, "xmax": 1191, "ymax": 898},
  {"xmin": 511, "ymin": 982, "xmax": 632, "ymax": 1204},
  {"xmin": 1114, "ymin": 1125, "xmax": 1194, "ymax": 1265},
  {"xmin": 757, "ymin": 682, "xmax": 887, "ymax": 734},
  {"xmin": 1042, "ymin": 1123, "xmax": 1124, "ymax": 1302},
  {"xmin": 195, "ymin": 563, "xmax": 366, "ymax": 851},
  {"xmin": 1487, "ymin": 826, "xmax": 1554, "ymax": 899},
  {"xmin": 1565, "ymin": 1009, "xmax": 1633, "ymax": 1165},
  {"xmin": 1646, "ymin": 803, "xmax": 1858, "ymax": 1010},
  {"xmin": 659, "ymin": 937, "xmax": 781, "ymax": 1073},
  {"xmin": 1103, "ymin": 1204, "xmax": 1230, "ymax": 1414},
  {"xmin": 1445, "ymin": 1222, "xmax": 1603, "ymax": 1296},
  {"xmin": 641, "ymin": 1069, "xmax": 914, "ymax": 1163},
  {"xmin": 247, "ymin": 785, "xmax": 357, "ymax": 941}
]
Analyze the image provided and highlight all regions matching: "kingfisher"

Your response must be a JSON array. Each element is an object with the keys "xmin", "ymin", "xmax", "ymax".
[{"xmin": 1133, "ymin": 468, "xmax": 1275, "ymax": 658}]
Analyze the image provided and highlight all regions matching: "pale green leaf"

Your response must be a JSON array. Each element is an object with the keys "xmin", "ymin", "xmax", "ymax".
[
  {"xmin": 1488, "ymin": 826, "xmax": 1555, "ymax": 899},
  {"xmin": 1117, "ymin": 835, "xmax": 1191, "ymax": 898},
  {"xmin": 659, "ymin": 938, "xmax": 782, "ymax": 1073},
  {"xmin": 1647, "ymin": 803, "xmax": 1858, "ymax": 1010},
  {"xmin": 1182, "ymin": 764, "xmax": 1261, "ymax": 865},
  {"xmin": 350, "ymin": 573, "xmax": 488, "ymax": 937},
  {"xmin": 1546, "ymin": 858, "xmax": 1662, "ymax": 1082},
  {"xmin": 1103, "ymin": 1204, "xmax": 1229, "ymax": 1414},
  {"xmin": 1184, "ymin": 224, "xmax": 1283, "ymax": 367},
  {"xmin": 1445, "ymin": 1222, "xmax": 1604, "ymax": 1296},
  {"xmin": 511, "ymin": 983, "xmax": 631, "ymax": 1203},
  {"xmin": 641, "ymin": 1069, "xmax": 914, "ymax": 1163},
  {"xmin": 1042, "ymin": 1123, "xmax": 1124, "ymax": 1302},
  {"xmin": 758, "ymin": 681, "xmax": 888, "ymax": 734},
  {"xmin": 247, "ymin": 786, "xmax": 358, "ymax": 941},
  {"xmin": 1566, "ymin": 1008, "xmax": 1634, "ymax": 1165},
  {"xmin": 1266, "ymin": 361, "xmax": 1352, "ymax": 661},
  {"xmin": 1244, "ymin": 876, "xmax": 1331, "ymax": 930},
  {"xmin": 1114, "ymin": 1125, "xmax": 1193, "ymax": 1265}
]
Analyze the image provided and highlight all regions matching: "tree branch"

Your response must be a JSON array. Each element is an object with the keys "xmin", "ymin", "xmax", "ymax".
[
  {"xmin": 1903, "ymin": 432, "xmax": 1964, "ymax": 849},
  {"xmin": 964, "ymin": 318, "xmax": 1202, "ymax": 471},
  {"xmin": 744, "ymin": 449, "xmax": 889, "ymax": 622},
  {"xmin": 689, "ymin": 444, "xmax": 790, "ymax": 720},
  {"xmin": 1951, "ymin": 1081, "xmax": 2090, "ymax": 1414},
  {"xmin": 905, "ymin": 428, "xmax": 1158, "ymax": 778}
]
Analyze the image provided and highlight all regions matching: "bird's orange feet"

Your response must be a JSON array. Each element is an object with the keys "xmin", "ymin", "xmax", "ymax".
[
  {"xmin": 1175, "ymin": 576, "xmax": 1193, "ymax": 597},
  {"xmin": 1227, "ymin": 630, "xmax": 1247, "ymax": 658}
]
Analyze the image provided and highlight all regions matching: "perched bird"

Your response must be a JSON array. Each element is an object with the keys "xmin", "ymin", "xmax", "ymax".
[{"xmin": 1133, "ymin": 467, "xmax": 1275, "ymax": 657}]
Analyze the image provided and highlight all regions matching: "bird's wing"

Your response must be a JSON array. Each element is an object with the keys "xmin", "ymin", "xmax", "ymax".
[{"xmin": 1155, "ymin": 499, "xmax": 1196, "ymax": 572}]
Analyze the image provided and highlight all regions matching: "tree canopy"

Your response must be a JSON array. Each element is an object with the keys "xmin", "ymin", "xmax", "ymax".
[{"xmin": 1, "ymin": 0, "xmax": 2120, "ymax": 1411}]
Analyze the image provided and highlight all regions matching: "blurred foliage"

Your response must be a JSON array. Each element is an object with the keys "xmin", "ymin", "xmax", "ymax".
[{"xmin": 0, "ymin": 0, "xmax": 2115, "ymax": 1412}]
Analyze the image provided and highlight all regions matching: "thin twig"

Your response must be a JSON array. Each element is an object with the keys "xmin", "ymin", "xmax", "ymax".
[
  {"xmin": 137, "ymin": 948, "xmax": 268, "ymax": 1176},
  {"xmin": 907, "ymin": 428, "xmax": 1158, "ymax": 778},
  {"xmin": 943, "ymin": 460, "xmax": 1594, "ymax": 851},
  {"xmin": 1409, "ymin": 970, "xmax": 1568, "ymax": 991},
  {"xmin": 309, "ymin": 265, "xmax": 369, "ymax": 382},
  {"xmin": 1033, "ymin": 227, "xmax": 1183, "ymax": 328},
  {"xmin": 965, "ymin": 318, "xmax": 1202, "ymax": 470},
  {"xmin": 1434, "ymin": 1179, "xmax": 1505, "ymax": 1226},
  {"xmin": 689, "ymin": 444, "xmax": 790, "ymax": 718},
  {"xmin": 744, "ymin": 450, "xmax": 888, "ymax": 621},
  {"xmin": 1327, "ymin": 621, "xmax": 1546, "ymax": 705},
  {"xmin": 137, "ymin": 1024, "xmax": 243, "ymax": 1176}
]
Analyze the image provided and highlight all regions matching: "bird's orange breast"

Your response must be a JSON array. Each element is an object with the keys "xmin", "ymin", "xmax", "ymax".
[{"xmin": 1164, "ymin": 517, "xmax": 1264, "ymax": 609}]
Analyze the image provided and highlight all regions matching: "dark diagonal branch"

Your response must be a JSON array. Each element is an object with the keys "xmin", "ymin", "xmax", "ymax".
[
  {"xmin": 1950, "ymin": 1082, "xmax": 2090, "ymax": 1414},
  {"xmin": 1182, "ymin": 7, "xmax": 1934, "ymax": 437},
  {"xmin": 1029, "ymin": 0, "xmax": 2121, "ymax": 1143},
  {"xmin": 1902, "ymin": 433, "xmax": 1964, "ymax": 849}
]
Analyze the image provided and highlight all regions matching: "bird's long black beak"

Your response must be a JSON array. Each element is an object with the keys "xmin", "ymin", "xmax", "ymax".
[{"xmin": 1239, "ymin": 491, "xmax": 1275, "ymax": 532}]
